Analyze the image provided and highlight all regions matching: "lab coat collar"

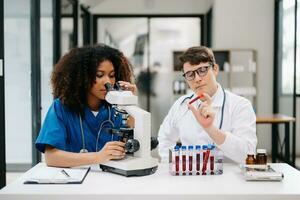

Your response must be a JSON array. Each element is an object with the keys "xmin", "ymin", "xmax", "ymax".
[{"xmin": 191, "ymin": 83, "xmax": 224, "ymax": 108}]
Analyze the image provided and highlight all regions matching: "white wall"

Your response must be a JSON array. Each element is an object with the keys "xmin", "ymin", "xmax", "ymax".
[{"xmin": 212, "ymin": 0, "xmax": 275, "ymax": 153}]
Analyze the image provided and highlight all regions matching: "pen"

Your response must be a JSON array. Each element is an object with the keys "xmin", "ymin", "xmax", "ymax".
[{"xmin": 61, "ymin": 169, "xmax": 71, "ymax": 178}]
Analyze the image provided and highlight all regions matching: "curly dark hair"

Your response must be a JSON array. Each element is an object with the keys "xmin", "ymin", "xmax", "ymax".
[{"xmin": 51, "ymin": 44, "xmax": 134, "ymax": 114}]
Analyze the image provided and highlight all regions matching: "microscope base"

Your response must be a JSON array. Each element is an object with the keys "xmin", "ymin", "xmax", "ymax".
[
  {"xmin": 100, "ymin": 165, "xmax": 158, "ymax": 177},
  {"xmin": 99, "ymin": 156, "xmax": 158, "ymax": 177}
]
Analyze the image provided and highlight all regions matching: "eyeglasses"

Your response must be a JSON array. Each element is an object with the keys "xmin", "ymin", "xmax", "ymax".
[{"xmin": 182, "ymin": 65, "xmax": 212, "ymax": 81}]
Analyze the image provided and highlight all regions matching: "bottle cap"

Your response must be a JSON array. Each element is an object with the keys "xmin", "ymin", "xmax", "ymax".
[
  {"xmin": 181, "ymin": 146, "xmax": 187, "ymax": 150},
  {"xmin": 174, "ymin": 145, "xmax": 179, "ymax": 150},
  {"xmin": 209, "ymin": 144, "xmax": 215, "ymax": 150},
  {"xmin": 195, "ymin": 145, "xmax": 201, "ymax": 150},
  {"xmin": 257, "ymin": 149, "xmax": 267, "ymax": 154},
  {"xmin": 202, "ymin": 145, "xmax": 207, "ymax": 150},
  {"xmin": 188, "ymin": 145, "xmax": 193, "ymax": 150}
]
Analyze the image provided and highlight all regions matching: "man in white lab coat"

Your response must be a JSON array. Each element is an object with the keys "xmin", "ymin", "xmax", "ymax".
[{"xmin": 158, "ymin": 46, "xmax": 257, "ymax": 163}]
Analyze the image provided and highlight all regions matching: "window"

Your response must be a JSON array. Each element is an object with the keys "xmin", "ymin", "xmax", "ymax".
[
  {"xmin": 4, "ymin": 0, "xmax": 32, "ymax": 168},
  {"xmin": 280, "ymin": 0, "xmax": 297, "ymax": 94},
  {"xmin": 280, "ymin": 0, "xmax": 299, "ymax": 95}
]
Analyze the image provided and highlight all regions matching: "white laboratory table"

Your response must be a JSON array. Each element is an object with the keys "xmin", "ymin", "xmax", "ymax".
[{"xmin": 0, "ymin": 162, "xmax": 300, "ymax": 200}]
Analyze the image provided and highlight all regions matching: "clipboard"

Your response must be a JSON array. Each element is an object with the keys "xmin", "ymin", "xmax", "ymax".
[{"xmin": 24, "ymin": 166, "xmax": 90, "ymax": 184}]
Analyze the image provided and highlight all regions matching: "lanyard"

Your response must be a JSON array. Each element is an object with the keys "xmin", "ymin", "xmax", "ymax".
[{"xmin": 219, "ymin": 87, "xmax": 226, "ymax": 130}]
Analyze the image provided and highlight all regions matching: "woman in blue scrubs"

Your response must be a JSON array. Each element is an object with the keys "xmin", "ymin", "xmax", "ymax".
[{"xmin": 36, "ymin": 44, "xmax": 137, "ymax": 167}]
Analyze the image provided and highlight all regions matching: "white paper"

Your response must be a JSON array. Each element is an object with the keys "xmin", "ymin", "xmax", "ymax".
[{"xmin": 25, "ymin": 166, "xmax": 90, "ymax": 184}]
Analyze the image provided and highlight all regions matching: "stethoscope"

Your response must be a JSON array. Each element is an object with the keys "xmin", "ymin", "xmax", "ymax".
[
  {"xmin": 181, "ymin": 86, "xmax": 226, "ymax": 130},
  {"xmin": 78, "ymin": 106, "xmax": 115, "ymax": 153},
  {"xmin": 219, "ymin": 87, "xmax": 226, "ymax": 129}
]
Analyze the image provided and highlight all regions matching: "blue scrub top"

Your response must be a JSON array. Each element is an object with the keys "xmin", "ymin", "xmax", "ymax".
[{"xmin": 36, "ymin": 98, "xmax": 123, "ymax": 153}]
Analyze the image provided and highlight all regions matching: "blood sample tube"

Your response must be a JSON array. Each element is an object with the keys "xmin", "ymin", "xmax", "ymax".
[
  {"xmin": 195, "ymin": 145, "xmax": 201, "ymax": 175},
  {"xmin": 188, "ymin": 145, "xmax": 193, "ymax": 175},
  {"xmin": 210, "ymin": 144, "xmax": 215, "ymax": 175},
  {"xmin": 181, "ymin": 146, "xmax": 187, "ymax": 175},
  {"xmin": 202, "ymin": 145, "xmax": 210, "ymax": 175},
  {"xmin": 202, "ymin": 145, "xmax": 207, "ymax": 174},
  {"xmin": 174, "ymin": 146, "xmax": 180, "ymax": 176}
]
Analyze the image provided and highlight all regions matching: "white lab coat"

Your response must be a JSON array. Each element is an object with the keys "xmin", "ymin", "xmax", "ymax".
[{"xmin": 158, "ymin": 84, "xmax": 257, "ymax": 163}]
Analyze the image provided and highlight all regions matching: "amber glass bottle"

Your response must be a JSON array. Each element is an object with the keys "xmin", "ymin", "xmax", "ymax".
[
  {"xmin": 256, "ymin": 149, "xmax": 267, "ymax": 165},
  {"xmin": 246, "ymin": 154, "xmax": 256, "ymax": 165}
]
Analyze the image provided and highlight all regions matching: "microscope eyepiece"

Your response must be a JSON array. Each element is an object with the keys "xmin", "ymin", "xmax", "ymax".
[
  {"xmin": 114, "ymin": 82, "xmax": 122, "ymax": 91},
  {"xmin": 104, "ymin": 82, "xmax": 114, "ymax": 91}
]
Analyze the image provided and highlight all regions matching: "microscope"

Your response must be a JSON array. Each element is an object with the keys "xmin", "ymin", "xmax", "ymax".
[{"xmin": 99, "ymin": 83, "xmax": 158, "ymax": 176}]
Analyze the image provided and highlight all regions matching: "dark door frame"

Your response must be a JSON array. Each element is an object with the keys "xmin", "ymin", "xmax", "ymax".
[
  {"xmin": 31, "ymin": 0, "xmax": 41, "ymax": 166},
  {"xmin": 53, "ymin": 0, "xmax": 61, "ymax": 64},
  {"xmin": 81, "ymin": 5, "xmax": 93, "ymax": 45},
  {"xmin": 53, "ymin": 0, "xmax": 79, "ymax": 64},
  {"xmin": 292, "ymin": 0, "xmax": 297, "ymax": 167},
  {"xmin": 72, "ymin": 0, "xmax": 78, "ymax": 47},
  {"xmin": 0, "ymin": 0, "xmax": 6, "ymax": 189}
]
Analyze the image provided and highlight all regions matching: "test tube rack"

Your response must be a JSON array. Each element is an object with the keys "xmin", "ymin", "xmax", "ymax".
[{"xmin": 169, "ymin": 144, "xmax": 223, "ymax": 176}]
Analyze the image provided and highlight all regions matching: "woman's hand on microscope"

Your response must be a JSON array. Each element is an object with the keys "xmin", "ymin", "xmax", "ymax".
[
  {"xmin": 96, "ymin": 141, "xmax": 126, "ymax": 163},
  {"xmin": 118, "ymin": 81, "xmax": 138, "ymax": 95}
]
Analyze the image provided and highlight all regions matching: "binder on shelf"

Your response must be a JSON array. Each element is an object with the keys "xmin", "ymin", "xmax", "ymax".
[{"xmin": 24, "ymin": 165, "xmax": 90, "ymax": 184}]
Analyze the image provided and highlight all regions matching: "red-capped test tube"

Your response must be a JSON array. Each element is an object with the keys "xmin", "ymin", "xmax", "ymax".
[{"xmin": 189, "ymin": 93, "xmax": 204, "ymax": 104}]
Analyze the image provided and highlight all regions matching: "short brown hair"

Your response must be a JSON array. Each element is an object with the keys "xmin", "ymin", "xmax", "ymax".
[{"xmin": 179, "ymin": 46, "xmax": 216, "ymax": 70}]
